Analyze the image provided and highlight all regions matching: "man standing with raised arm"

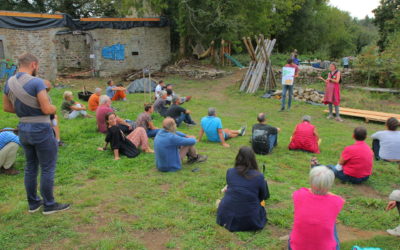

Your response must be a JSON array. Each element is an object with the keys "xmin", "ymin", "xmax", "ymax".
[{"xmin": 3, "ymin": 53, "xmax": 70, "ymax": 214}]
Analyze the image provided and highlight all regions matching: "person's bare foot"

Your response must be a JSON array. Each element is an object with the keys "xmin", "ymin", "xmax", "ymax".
[{"xmin": 144, "ymin": 148, "xmax": 154, "ymax": 153}]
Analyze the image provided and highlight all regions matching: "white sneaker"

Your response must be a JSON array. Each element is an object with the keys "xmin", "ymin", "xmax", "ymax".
[{"xmin": 387, "ymin": 225, "xmax": 400, "ymax": 236}]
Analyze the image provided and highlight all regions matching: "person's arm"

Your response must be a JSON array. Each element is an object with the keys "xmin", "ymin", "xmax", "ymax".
[
  {"xmin": 173, "ymin": 134, "xmax": 196, "ymax": 147},
  {"xmin": 198, "ymin": 128, "xmax": 204, "ymax": 142},
  {"xmin": 3, "ymin": 94, "xmax": 15, "ymax": 113},
  {"xmin": 185, "ymin": 109, "xmax": 191, "ymax": 114},
  {"xmin": 112, "ymin": 87, "xmax": 126, "ymax": 91},
  {"xmin": 338, "ymin": 156, "xmax": 345, "ymax": 165},
  {"xmin": 218, "ymin": 128, "xmax": 229, "ymax": 147},
  {"xmin": 148, "ymin": 121, "xmax": 157, "ymax": 130},
  {"xmin": 117, "ymin": 117, "xmax": 131, "ymax": 129},
  {"xmin": 371, "ymin": 131, "xmax": 380, "ymax": 139},
  {"xmin": 70, "ymin": 104, "xmax": 85, "ymax": 111},
  {"xmin": 176, "ymin": 131, "xmax": 187, "ymax": 137},
  {"xmin": 314, "ymin": 128, "xmax": 319, "ymax": 140},
  {"xmin": 259, "ymin": 176, "xmax": 270, "ymax": 201},
  {"xmin": 37, "ymin": 90, "xmax": 56, "ymax": 115}
]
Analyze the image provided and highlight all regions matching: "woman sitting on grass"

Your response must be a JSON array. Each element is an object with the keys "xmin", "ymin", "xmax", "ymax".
[
  {"xmin": 61, "ymin": 91, "xmax": 90, "ymax": 119},
  {"xmin": 98, "ymin": 112, "xmax": 153, "ymax": 160},
  {"xmin": 371, "ymin": 117, "xmax": 400, "ymax": 161},
  {"xmin": 289, "ymin": 115, "xmax": 321, "ymax": 154},
  {"xmin": 289, "ymin": 166, "xmax": 345, "ymax": 250},
  {"xmin": 217, "ymin": 146, "xmax": 269, "ymax": 232}
]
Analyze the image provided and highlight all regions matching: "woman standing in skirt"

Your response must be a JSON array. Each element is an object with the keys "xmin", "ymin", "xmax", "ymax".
[{"xmin": 319, "ymin": 63, "xmax": 343, "ymax": 122}]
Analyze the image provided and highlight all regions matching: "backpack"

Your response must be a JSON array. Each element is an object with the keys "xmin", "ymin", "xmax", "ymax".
[{"xmin": 252, "ymin": 129, "xmax": 270, "ymax": 155}]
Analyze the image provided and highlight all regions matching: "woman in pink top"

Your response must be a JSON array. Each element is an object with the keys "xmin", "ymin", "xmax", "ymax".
[
  {"xmin": 319, "ymin": 63, "xmax": 343, "ymax": 122},
  {"xmin": 289, "ymin": 166, "xmax": 345, "ymax": 250},
  {"xmin": 289, "ymin": 115, "xmax": 320, "ymax": 154}
]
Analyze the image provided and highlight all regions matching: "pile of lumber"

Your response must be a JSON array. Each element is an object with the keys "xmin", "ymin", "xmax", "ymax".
[
  {"xmin": 273, "ymin": 87, "xmax": 324, "ymax": 103},
  {"xmin": 324, "ymin": 107, "xmax": 400, "ymax": 123},
  {"xmin": 240, "ymin": 35, "xmax": 276, "ymax": 93}
]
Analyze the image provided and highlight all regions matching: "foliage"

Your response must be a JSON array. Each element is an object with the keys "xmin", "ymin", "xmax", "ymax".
[{"xmin": 373, "ymin": 0, "xmax": 400, "ymax": 50}]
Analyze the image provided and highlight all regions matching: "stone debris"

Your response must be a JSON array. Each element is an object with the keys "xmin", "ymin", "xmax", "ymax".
[
  {"xmin": 273, "ymin": 87, "xmax": 324, "ymax": 103},
  {"xmin": 163, "ymin": 59, "xmax": 228, "ymax": 79}
]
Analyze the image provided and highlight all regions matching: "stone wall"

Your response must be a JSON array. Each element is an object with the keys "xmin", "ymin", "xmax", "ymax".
[
  {"xmin": 89, "ymin": 27, "xmax": 170, "ymax": 77},
  {"xmin": 0, "ymin": 27, "xmax": 62, "ymax": 81},
  {"xmin": 55, "ymin": 33, "xmax": 91, "ymax": 71}
]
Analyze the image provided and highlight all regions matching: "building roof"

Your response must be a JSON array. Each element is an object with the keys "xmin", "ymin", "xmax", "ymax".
[{"xmin": 0, "ymin": 11, "xmax": 168, "ymax": 31}]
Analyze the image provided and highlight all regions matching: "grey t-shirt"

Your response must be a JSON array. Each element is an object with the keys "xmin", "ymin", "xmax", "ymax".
[{"xmin": 371, "ymin": 130, "xmax": 400, "ymax": 160}]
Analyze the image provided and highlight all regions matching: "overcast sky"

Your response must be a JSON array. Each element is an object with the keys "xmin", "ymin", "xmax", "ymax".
[{"xmin": 329, "ymin": 0, "xmax": 381, "ymax": 19}]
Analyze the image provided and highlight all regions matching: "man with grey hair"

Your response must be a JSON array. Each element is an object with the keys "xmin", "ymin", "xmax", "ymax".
[
  {"xmin": 154, "ymin": 118, "xmax": 207, "ymax": 172},
  {"xmin": 386, "ymin": 189, "xmax": 400, "ymax": 236},
  {"xmin": 289, "ymin": 166, "xmax": 344, "ymax": 249},
  {"xmin": 166, "ymin": 96, "xmax": 196, "ymax": 126},
  {"xmin": 289, "ymin": 115, "xmax": 320, "ymax": 153},
  {"xmin": 154, "ymin": 90, "xmax": 169, "ymax": 117},
  {"xmin": 88, "ymin": 87, "xmax": 102, "ymax": 111},
  {"xmin": 251, "ymin": 113, "xmax": 280, "ymax": 154},
  {"xmin": 199, "ymin": 107, "xmax": 245, "ymax": 147},
  {"xmin": 3, "ymin": 53, "xmax": 70, "ymax": 214},
  {"xmin": 96, "ymin": 95, "xmax": 133, "ymax": 134}
]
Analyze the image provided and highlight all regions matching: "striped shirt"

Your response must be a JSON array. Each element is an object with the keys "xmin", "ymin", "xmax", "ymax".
[{"xmin": 0, "ymin": 129, "xmax": 21, "ymax": 150}]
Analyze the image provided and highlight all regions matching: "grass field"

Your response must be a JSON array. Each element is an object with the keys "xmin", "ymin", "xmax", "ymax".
[{"xmin": 1, "ymin": 69, "xmax": 400, "ymax": 249}]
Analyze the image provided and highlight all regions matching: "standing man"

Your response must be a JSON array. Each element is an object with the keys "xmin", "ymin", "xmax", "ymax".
[
  {"xmin": 280, "ymin": 58, "xmax": 299, "ymax": 112},
  {"xmin": 3, "ymin": 53, "xmax": 70, "ymax": 214},
  {"xmin": 342, "ymin": 56, "xmax": 350, "ymax": 71}
]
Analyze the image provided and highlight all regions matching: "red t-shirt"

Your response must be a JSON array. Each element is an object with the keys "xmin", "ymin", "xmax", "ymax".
[
  {"xmin": 285, "ymin": 63, "xmax": 299, "ymax": 75},
  {"xmin": 341, "ymin": 141, "xmax": 373, "ymax": 178},
  {"xmin": 96, "ymin": 104, "xmax": 113, "ymax": 133},
  {"xmin": 290, "ymin": 188, "xmax": 345, "ymax": 250},
  {"xmin": 289, "ymin": 121, "xmax": 320, "ymax": 153}
]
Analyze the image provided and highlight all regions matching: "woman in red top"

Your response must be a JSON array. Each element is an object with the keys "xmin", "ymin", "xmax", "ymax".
[
  {"xmin": 289, "ymin": 115, "xmax": 320, "ymax": 153},
  {"xmin": 319, "ymin": 63, "xmax": 343, "ymax": 122}
]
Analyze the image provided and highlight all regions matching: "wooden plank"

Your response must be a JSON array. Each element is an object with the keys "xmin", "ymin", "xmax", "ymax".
[
  {"xmin": 0, "ymin": 11, "xmax": 63, "ymax": 19},
  {"xmin": 339, "ymin": 107, "xmax": 400, "ymax": 118},
  {"xmin": 345, "ymin": 85, "xmax": 400, "ymax": 94},
  {"xmin": 323, "ymin": 109, "xmax": 400, "ymax": 122},
  {"xmin": 80, "ymin": 17, "xmax": 160, "ymax": 22}
]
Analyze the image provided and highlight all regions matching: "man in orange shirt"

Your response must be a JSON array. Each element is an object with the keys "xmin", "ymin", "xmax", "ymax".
[{"xmin": 88, "ymin": 88, "xmax": 102, "ymax": 111}]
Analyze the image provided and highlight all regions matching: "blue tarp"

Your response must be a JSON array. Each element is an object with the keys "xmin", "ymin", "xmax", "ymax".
[{"xmin": 102, "ymin": 43, "xmax": 125, "ymax": 60}]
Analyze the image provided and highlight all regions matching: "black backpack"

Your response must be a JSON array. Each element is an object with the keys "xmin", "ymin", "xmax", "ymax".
[{"xmin": 252, "ymin": 129, "xmax": 270, "ymax": 155}]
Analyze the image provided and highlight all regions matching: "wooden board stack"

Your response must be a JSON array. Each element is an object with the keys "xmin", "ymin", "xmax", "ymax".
[{"xmin": 240, "ymin": 35, "xmax": 276, "ymax": 93}]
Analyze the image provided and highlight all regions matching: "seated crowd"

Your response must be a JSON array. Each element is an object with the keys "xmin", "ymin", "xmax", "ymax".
[{"xmin": 4, "ymin": 73, "xmax": 400, "ymax": 245}]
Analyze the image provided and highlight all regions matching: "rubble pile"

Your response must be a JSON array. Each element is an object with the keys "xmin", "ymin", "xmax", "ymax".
[{"xmin": 273, "ymin": 87, "xmax": 324, "ymax": 103}]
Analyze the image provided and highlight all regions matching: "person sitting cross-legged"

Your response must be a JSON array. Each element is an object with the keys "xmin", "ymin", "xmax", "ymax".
[
  {"xmin": 289, "ymin": 115, "xmax": 321, "ymax": 154},
  {"xmin": 0, "ymin": 128, "xmax": 21, "ymax": 175},
  {"xmin": 96, "ymin": 95, "xmax": 133, "ymax": 134},
  {"xmin": 313, "ymin": 127, "xmax": 373, "ymax": 184},
  {"xmin": 217, "ymin": 146, "xmax": 270, "ymax": 232},
  {"xmin": 199, "ymin": 107, "xmax": 245, "ymax": 148},
  {"xmin": 251, "ymin": 113, "xmax": 280, "ymax": 154},
  {"xmin": 153, "ymin": 90, "xmax": 169, "ymax": 117},
  {"xmin": 88, "ymin": 87, "xmax": 102, "ymax": 111},
  {"xmin": 385, "ymin": 189, "xmax": 400, "ymax": 236},
  {"xmin": 61, "ymin": 91, "xmax": 90, "ymax": 119},
  {"xmin": 371, "ymin": 117, "xmax": 400, "ymax": 161},
  {"xmin": 136, "ymin": 104, "xmax": 160, "ymax": 138},
  {"xmin": 289, "ymin": 166, "xmax": 345, "ymax": 249},
  {"xmin": 106, "ymin": 80, "xmax": 126, "ymax": 101},
  {"xmin": 154, "ymin": 118, "xmax": 207, "ymax": 172},
  {"xmin": 166, "ymin": 96, "xmax": 196, "ymax": 127},
  {"xmin": 97, "ymin": 112, "xmax": 153, "ymax": 160}
]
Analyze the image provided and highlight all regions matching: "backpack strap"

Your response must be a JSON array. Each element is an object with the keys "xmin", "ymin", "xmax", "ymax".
[{"xmin": 7, "ymin": 74, "xmax": 40, "ymax": 109}]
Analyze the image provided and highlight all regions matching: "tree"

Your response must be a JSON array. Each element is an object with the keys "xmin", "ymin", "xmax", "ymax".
[{"xmin": 373, "ymin": 0, "xmax": 400, "ymax": 50}]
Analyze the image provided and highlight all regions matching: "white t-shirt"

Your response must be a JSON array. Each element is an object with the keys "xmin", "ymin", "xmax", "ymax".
[
  {"xmin": 155, "ymin": 84, "xmax": 163, "ymax": 98},
  {"xmin": 371, "ymin": 130, "xmax": 400, "ymax": 160}
]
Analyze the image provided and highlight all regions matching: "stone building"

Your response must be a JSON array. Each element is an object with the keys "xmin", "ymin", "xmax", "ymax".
[{"xmin": 0, "ymin": 11, "xmax": 171, "ymax": 81}]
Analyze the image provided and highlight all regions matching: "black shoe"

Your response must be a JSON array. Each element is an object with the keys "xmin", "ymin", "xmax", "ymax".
[
  {"xmin": 29, "ymin": 200, "xmax": 44, "ymax": 213},
  {"xmin": 58, "ymin": 141, "xmax": 65, "ymax": 147},
  {"xmin": 239, "ymin": 126, "xmax": 246, "ymax": 136},
  {"xmin": 187, "ymin": 122, "xmax": 196, "ymax": 127},
  {"xmin": 188, "ymin": 154, "xmax": 208, "ymax": 164},
  {"xmin": 43, "ymin": 203, "xmax": 70, "ymax": 215}
]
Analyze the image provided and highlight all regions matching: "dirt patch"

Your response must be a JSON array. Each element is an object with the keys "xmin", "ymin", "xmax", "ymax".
[
  {"xmin": 337, "ymin": 183, "xmax": 385, "ymax": 199},
  {"xmin": 160, "ymin": 183, "xmax": 170, "ymax": 193},
  {"xmin": 337, "ymin": 224, "xmax": 386, "ymax": 242},
  {"xmin": 135, "ymin": 229, "xmax": 171, "ymax": 250}
]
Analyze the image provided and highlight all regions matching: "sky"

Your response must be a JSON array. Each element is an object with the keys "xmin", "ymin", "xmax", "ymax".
[{"xmin": 328, "ymin": 0, "xmax": 381, "ymax": 19}]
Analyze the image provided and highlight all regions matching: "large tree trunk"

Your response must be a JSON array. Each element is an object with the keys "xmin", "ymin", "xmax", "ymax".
[{"xmin": 179, "ymin": 35, "xmax": 186, "ymax": 58}]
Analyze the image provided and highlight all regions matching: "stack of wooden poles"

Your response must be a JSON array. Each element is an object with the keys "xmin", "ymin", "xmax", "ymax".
[{"xmin": 240, "ymin": 35, "xmax": 277, "ymax": 93}]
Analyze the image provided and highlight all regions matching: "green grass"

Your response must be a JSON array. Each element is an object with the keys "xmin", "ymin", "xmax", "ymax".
[{"xmin": 1, "ymin": 70, "xmax": 400, "ymax": 249}]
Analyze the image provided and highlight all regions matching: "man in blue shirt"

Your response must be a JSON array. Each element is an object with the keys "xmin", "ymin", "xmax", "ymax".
[
  {"xmin": 0, "ymin": 128, "xmax": 21, "ymax": 175},
  {"xmin": 154, "ymin": 118, "xmax": 207, "ymax": 172},
  {"xmin": 3, "ymin": 53, "xmax": 70, "ymax": 214},
  {"xmin": 198, "ymin": 108, "xmax": 246, "ymax": 148},
  {"xmin": 106, "ymin": 80, "xmax": 126, "ymax": 101}
]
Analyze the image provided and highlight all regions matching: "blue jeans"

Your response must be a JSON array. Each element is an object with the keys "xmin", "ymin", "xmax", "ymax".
[
  {"xmin": 327, "ymin": 165, "xmax": 369, "ymax": 184},
  {"xmin": 18, "ymin": 123, "xmax": 58, "ymax": 208},
  {"xmin": 147, "ymin": 129, "xmax": 160, "ymax": 138},
  {"xmin": 281, "ymin": 84, "xmax": 294, "ymax": 110},
  {"xmin": 175, "ymin": 113, "xmax": 195, "ymax": 127},
  {"xmin": 288, "ymin": 225, "xmax": 340, "ymax": 249},
  {"xmin": 269, "ymin": 134, "xmax": 277, "ymax": 153}
]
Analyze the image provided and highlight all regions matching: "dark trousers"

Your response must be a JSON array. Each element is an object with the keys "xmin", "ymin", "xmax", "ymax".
[
  {"xmin": 176, "ymin": 113, "xmax": 195, "ymax": 127},
  {"xmin": 326, "ymin": 165, "xmax": 369, "ymax": 184},
  {"xmin": 147, "ymin": 129, "xmax": 160, "ymax": 138},
  {"xmin": 19, "ymin": 124, "xmax": 58, "ymax": 208},
  {"xmin": 372, "ymin": 139, "xmax": 380, "ymax": 160}
]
